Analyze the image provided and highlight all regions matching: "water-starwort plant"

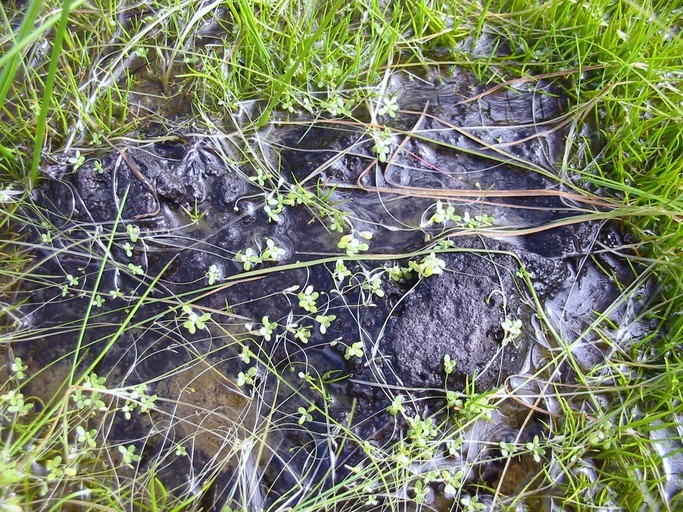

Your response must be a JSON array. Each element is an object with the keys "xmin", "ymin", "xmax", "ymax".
[
  {"xmin": 181, "ymin": 305, "xmax": 212, "ymax": 334},
  {"xmin": 337, "ymin": 231, "xmax": 372, "ymax": 257},
  {"xmin": 297, "ymin": 285, "xmax": 320, "ymax": 314}
]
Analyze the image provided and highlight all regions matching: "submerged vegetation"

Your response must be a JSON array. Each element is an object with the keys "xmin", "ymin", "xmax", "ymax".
[{"xmin": 1, "ymin": 0, "xmax": 682, "ymax": 511}]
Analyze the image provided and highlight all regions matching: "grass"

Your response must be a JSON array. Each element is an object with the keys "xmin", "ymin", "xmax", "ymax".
[{"xmin": 1, "ymin": 0, "xmax": 682, "ymax": 510}]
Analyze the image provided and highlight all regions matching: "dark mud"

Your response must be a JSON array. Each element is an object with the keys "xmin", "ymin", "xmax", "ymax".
[{"xmin": 11, "ymin": 71, "xmax": 652, "ymax": 510}]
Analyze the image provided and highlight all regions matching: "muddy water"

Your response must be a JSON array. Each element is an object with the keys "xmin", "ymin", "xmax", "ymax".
[{"xmin": 11, "ymin": 71, "xmax": 654, "ymax": 510}]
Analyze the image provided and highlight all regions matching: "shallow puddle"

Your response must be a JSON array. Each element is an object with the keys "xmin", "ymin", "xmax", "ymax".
[{"xmin": 9, "ymin": 70, "xmax": 656, "ymax": 510}]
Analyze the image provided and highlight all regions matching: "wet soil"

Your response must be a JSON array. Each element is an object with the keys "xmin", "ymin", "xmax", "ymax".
[{"xmin": 10, "ymin": 70, "xmax": 652, "ymax": 510}]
